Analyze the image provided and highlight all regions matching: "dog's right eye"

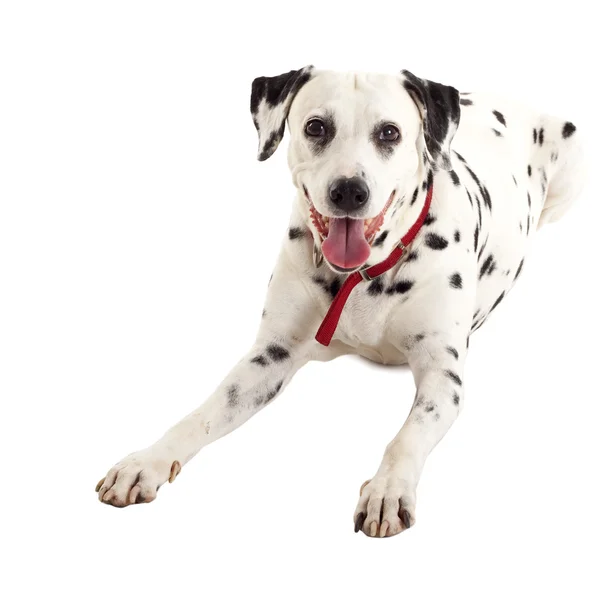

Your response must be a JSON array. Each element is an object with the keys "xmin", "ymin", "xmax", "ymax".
[{"xmin": 305, "ymin": 119, "xmax": 326, "ymax": 137}]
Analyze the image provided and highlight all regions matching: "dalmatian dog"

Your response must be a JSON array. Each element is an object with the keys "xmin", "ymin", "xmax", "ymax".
[{"xmin": 96, "ymin": 67, "xmax": 584, "ymax": 538}]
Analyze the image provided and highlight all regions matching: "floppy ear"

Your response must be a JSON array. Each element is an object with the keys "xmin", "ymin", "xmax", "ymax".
[
  {"xmin": 250, "ymin": 66, "xmax": 314, "ymax": 161},
  {"xmin": 401, "ymin": 70, "xmax": 460, "ymax": 170}
]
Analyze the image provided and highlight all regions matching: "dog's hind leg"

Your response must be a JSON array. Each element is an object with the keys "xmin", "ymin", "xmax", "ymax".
[
  {"xmin": 536, "ymin": 118, "xmax": 586, "ymax": 227},
  {"xmin": 96, "ymin": 254, "xmax": 330, "ymax": 507}
]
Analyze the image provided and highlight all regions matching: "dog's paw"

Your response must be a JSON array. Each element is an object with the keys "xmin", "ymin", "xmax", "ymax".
[
  {"xmin": 353, "ymin": 476, "xmax": 416, "ymax": 538},
  {"xmin": 95, "ymin": 450, "xmax": 181, "ymax": 508}
]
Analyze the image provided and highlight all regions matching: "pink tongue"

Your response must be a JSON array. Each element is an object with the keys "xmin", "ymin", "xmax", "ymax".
[{"xmin": 321, "ymin": 217, "xmax": 370, "ymax": 269}]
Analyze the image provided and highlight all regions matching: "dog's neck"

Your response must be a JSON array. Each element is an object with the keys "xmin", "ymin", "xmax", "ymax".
[{"xmin": 379, "ymin": 161, "xmax": 433, "ymax": 259}]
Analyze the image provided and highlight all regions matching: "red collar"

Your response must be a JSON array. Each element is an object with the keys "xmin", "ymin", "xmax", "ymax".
[{"xmin": 315, "ymin": 184, "xmax": 433, "ymax": 346}]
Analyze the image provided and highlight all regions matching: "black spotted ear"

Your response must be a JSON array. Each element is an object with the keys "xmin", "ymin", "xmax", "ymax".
[
  {"xmin": 401, "ymin": 70, "xmax": 460, "ymax": 170},
  {"xmin": 250, "ymin": 66, "xmax": 314, "ymax": 161}
]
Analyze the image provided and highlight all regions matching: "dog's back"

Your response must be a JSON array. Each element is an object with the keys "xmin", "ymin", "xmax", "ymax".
[{"xmin": 454, "ymin": 91, "xmax": 585, "ymax": 228}]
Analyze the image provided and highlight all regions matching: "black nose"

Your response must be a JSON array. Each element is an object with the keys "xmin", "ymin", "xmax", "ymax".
[{"xmin": 329, "ymin": 177, "xmax": 370, "ymax": 213}]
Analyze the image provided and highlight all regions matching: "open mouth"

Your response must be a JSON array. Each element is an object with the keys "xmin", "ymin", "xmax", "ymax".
[{"xmin": 304, "ymin": 186, "xmax": 396, "ymax": 270}]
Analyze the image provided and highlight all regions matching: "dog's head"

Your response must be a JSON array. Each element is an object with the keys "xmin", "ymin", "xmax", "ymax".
[{"xmin": 251, "ymin": 68, "xmax": 460, "ymax": 272}]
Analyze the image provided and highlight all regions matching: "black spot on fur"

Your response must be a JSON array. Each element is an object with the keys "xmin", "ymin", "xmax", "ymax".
[
  {"xmin": 471, "ymin": 318, "xmax": 484, "ymax": 333},
  {"xmin": 453, "ymin": 392, "xmax": 460, "ymax": 406},
  {"xmin": 562, "ymin": 121, "xmax": 576, "ymax": 138},
  {"xmin": 454, "ymin": 230, "xmax": 461, "ymax": 243},
  {"xmin": 541, "ymin": 168, "xmax": 548, "ymax": 195},
  {"xmin": 266, "ymin": 344, "xmax": 290, "ymax": 362},
  {"xmin": 425, "ymin": 232, "xmax": 449, "ymax": 250},
  {"xmin": 454, "ymin": 150, "xmax": 467, "ymax": 163},
  {"xmin": 387, "ymin": 279, "xmax": 414, "ymax": 295},
  {"xmin": 288, "ymin": 227, "xmax": 305, "ymax": 240},
  {"xmin": 473, "ymin": 226, "xmax": 480, "ymax": 253},
  {"xmin": 514, "ymin": 258, "xmax": 525, "ymax": 280},
  {"xmin": 227, "ymin": 385, "xmax": 240, "ymax": 408},
  {"xmin": 415, "ymin": 333, "xmax": 426, "ymax": 342},
  {"xmin": 474, "ymin": 194, "xmax": 482, "ymax": 226},
  {"xmin": 477, "ymin": 237, "xmax": 487, "ymax": 262},
  {"xmin": 538, "ymin": 128, "xmax": 544, "ymax": 145},
  {"xmin": 450, "ymin": 170, "xmax": 460, "ymax": 185},
  {"xmin": 450, "ymin": 273, "xmax": 463, "ymax": 289},
  {"xmin": 265, "ymin": 380, "xmax": 283, "ymax": 404},
  {"xmin": 512, "ymin": 175, "xmax": 517, "ymax": 186},
  {"xmin": 373, "ymin": 230, "xmax": 388, "ymax": 247},
  {"xmin": 464, "ymin": 164, "xmax": 492, "ymax": 212},
  {"xmin": 330, "ymin": 278, "xmax": 342, "ymax": 297},
  {"xmin": 490, "ymin": 292, "xmax": 505, "ymax": 312},
  {"xmin": 367, "ymin": 279, "xmax": 384, "ymax": 296},
  {"xmin": 405, "ymin": 250, "xmax": 419, "ymax": 262},
  {"xmin": 533, "ymin": 129, "xmax": 537, "ymax": 144},
  {"xmin": 251, "ymin": 355, "xmax": 268, "ymax": 367},
  {"xmin": 444, "ymin": 370, "xmax": 463, "ymax": 386},
  {"xmin": 422, "ymin": 169, "xmax": 434, "ymax": 191},
  {"xmin": 424, "ymin": 403, "xmax": 436, "ymax": 413},
  {"xmin": 527, "ymin": 165, "xmax": 532, "ymax": 177},
  {"xmin": 482, "ymin": 186, "xmax": 492, "ymax": 211},
  {"xmin": 492, "ymin": 128, "xmax": 502, "ymax": 137},
  {"xmin": 424, "ymin": 214, "xmax": 436, "ymax": 226},
  {"xmin": 312, "ymin": 275, "xmax": 342, "ymax": 299},
  {"xmin": 492, "ymin": 110, "xmax": 506, "ymax": 126},
  {"xmin": 410, "ymin": 187, "xmax": 419, "ymax": 206},
  {"xmin": 446, "ymin": 346, "xmax": 459, "ymax": 360},
  {"xmin": 479, "ymin": 254, "xmax": 495, "ymax": 279},
  {"xmin": 262, "ymin": 309, "xmax": 266, "ymax": 318},
  {"xmin": 460, "ymin": 98, "xmax": 473, "ymax": 106},
  {"xmin": 307, "ymin": 113, "xmax": 337, "ymax": 155},
  {"xmin": 258, "ymin": 129, "xmax": 284, "ymax": 161}
]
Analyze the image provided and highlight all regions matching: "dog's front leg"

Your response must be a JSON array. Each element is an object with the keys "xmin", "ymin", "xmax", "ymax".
[
  {"xmin": 354, "ymin": 333, "xmax": 467, "ymax": 537},
  {"xmin": 97, "ymin": 252, "xmax": 328, "ymax": 507}
]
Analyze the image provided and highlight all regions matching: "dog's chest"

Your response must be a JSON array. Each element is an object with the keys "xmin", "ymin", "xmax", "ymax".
[{"xmin": 308, "ymin": 254, "xmax": 448, "ymax": 361}]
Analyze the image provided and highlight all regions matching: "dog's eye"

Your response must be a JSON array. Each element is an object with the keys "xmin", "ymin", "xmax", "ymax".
[
  {"xmin": 305, "ymin": 119, "xmax": 326, "ymax": 137},
  {"xmin": 379, "ymin": 124, "xmax": 400, "ymax": 142}
]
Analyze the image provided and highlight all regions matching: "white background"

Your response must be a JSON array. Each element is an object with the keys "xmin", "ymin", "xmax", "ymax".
[{"xmin": 1, "ymin": 2, "xmax": 598, "ymax": 598}]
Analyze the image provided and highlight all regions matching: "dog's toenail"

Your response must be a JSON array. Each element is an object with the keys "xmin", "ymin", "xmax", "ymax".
[
  {"xmin": 169, "ymin": 460, "xmax": 181, "ymax": 483},
  {"xmin": 399, "ymin": 506, "xmax": 411, "ymax": 529},
  {"xmin": 354, "ymin": 512, "xmax": 366, "ymax": 533}
]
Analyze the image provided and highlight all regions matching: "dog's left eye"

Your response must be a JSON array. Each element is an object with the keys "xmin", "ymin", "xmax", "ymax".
[
  {"xmin": 305, "ymin": 119, "xmax": 326, "ymax": 137},
  {"xmin": 379, "ymin": 124, "xmax": 401, "ymax": 142}
]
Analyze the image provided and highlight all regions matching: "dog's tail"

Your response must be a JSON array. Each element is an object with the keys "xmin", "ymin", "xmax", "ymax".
[{"xmin": 538, "ymin": 118, "xmax": 586, "ymax": 227}]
